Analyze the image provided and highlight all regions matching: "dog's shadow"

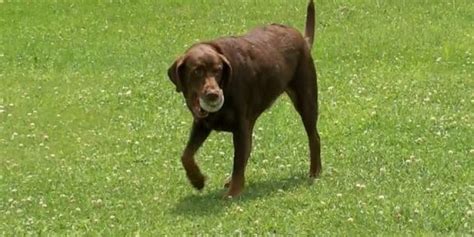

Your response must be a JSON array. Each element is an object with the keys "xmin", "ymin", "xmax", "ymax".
[{"xmin": 172, "ymin": 172, "xmax": 312, "ymax": 216}]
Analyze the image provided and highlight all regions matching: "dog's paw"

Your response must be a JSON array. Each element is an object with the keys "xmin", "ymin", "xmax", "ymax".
[
  {"xmin": 308, "ymin": 169, "xmax": 321, "ymax": 185},
  {"xmin": 223, "ymin": 176, "xmax": 231, "ymax": 188},
  {"xmin": 307, "ymin": 176, "xmax": 316, "ymax": 185},
  {"xmin": 309, "ymin": 166, "xmax": 322, "ymax": 179},
  {"xmin": 188, "ymin": 173, "xmax": 207, "ymax": 190},
  {"xmin": 223, "ymin": 181, "xmax": 244, "ymax": 198}
]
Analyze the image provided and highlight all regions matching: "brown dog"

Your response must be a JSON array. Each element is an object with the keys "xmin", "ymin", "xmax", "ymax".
[{"xmin": 168, "ymin": 0, "xmax": 321, "ymax": 198}]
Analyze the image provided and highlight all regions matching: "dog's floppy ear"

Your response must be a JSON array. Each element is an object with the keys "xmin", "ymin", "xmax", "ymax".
[
  {"xmin": 218, "ymin": 54, "xmax": 232, "ymax": 89},
  {"xmin": 167, "ymin": 56, "xmax": 186, "ymax": 92}
]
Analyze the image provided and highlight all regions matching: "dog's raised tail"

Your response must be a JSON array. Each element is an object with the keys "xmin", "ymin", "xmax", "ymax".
[{"xmin": 304, "ymin": 0, "xmax": 315, "ymax": 48}]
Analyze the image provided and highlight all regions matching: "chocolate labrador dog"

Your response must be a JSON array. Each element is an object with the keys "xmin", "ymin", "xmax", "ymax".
[{"xmin": 168, "ymin": 0, "xmax": 321, "ymax": 198}]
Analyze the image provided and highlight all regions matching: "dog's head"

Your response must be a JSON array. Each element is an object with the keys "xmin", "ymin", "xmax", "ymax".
[{"xmin": 168, "ymin": 44, "xmax": 232, "ymax": 119}]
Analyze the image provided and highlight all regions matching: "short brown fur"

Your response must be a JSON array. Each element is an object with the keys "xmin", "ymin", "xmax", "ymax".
[{"xmin": 167, "ymin": 0, "xmax": 320, "ymax": 198}]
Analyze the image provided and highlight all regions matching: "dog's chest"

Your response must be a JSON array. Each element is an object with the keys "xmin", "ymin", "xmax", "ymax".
[{"xmin": 201, "ymin": 107, "xmax": 237, "ymax": 132}]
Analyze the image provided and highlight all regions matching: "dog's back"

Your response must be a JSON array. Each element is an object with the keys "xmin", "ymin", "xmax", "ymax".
[{"xmin": 205, "ymin": 11, "xmax": 315, "ymax": 116}]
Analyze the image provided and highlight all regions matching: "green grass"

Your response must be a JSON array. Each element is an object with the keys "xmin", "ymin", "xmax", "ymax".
[{"xmin": 0, "ymin": 0, "xmax": 472, "ymax": 235}]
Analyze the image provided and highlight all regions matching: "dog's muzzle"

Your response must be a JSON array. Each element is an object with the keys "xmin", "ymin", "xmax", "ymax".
[{"xmin": 199, "ymin": 92, "xmax": 224, "ymax": 113}]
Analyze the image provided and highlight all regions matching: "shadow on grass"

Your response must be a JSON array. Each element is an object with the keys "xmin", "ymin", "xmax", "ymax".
[{"xmin": 172, "ymin": 172, "xmax": 312, "ymax": 216}]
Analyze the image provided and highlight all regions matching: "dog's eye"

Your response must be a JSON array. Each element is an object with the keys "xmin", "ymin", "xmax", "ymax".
[
  {"xmin": 214, "ymin": 66, "xmax": 223, "ymax": 74},
  {"xmin": 193, "ymin": 68, "xmax": 203, "ymax": 77}
]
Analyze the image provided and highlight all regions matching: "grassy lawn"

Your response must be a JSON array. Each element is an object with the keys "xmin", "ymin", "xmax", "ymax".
[{"xmin": 0, "ymin": 0, "xmax": 472, "ymax": 235}]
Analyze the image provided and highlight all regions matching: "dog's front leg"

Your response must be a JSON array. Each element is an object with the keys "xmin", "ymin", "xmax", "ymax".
[
  {"xmin": 182, "ymin": 121, "xmax": 211, "ymax": 190},
  {"xmin": 225, "ymin": 121, "xmax": 254, "ymax": 198}
]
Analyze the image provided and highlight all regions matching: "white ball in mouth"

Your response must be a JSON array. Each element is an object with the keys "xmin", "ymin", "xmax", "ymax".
[{"xmin": 199, "ymin": 95, "xmax": 224, "ymax": 113}]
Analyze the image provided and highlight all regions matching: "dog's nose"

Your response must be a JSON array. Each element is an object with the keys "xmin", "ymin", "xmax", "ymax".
[{"xmin": 204, "ymin": 91, "xmax": 219, "ymax": 102}]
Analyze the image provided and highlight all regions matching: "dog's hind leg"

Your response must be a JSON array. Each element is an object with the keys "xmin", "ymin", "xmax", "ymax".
[{"xmin": 285, "ymin": 59, "xmax": 322, "ymax": 179}]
